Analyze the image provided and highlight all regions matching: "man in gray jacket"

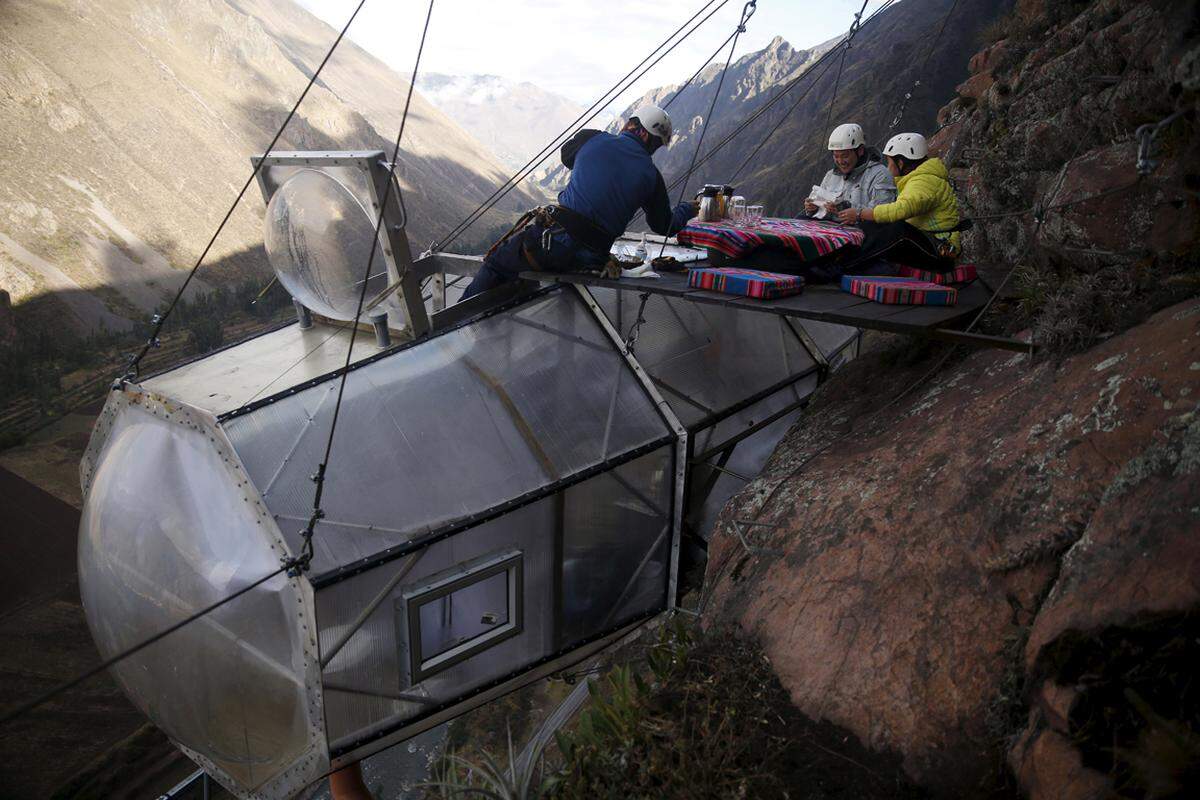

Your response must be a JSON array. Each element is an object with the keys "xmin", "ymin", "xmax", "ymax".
[{"xmin": 803, "ymin": 123, "xmax": 895, "ymax": 218}]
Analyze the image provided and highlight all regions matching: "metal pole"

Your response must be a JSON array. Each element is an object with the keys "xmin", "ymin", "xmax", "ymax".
[
  {"xmin": 370, "ymin": 311, "xmax": 391, "ymax": 347},
  {"xmin": 293, "ymin": 299, "xmax": 313, "ymax": 330},
  {"xmin": 320, "ymin": 549, "xmax": 425, "ymax": 669}
]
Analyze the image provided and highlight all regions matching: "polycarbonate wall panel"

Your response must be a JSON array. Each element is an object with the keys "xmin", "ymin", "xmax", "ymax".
[
  {"xmin": 692, "ymin": 372, "xmax": 820, "ymax": 458},
  {"xmin": 689, "ymin": 374, "xmax": 820, "ymax": 540},
  {"xmin": 78, "ymin": 401, "xmax": 317, "ymax": 791},
  {"xmin": 590, "ymin": 288, "xmax": 816, "ymax": 428},
  {"xmin": 801, "ymin": 320, "xmax": 859, "ymax": 360},
  {"xmin": 315, "ymin": 446, "xmax": 672, "ymax": 752},
  {"xmin": 561, "ymin": 450, "xmax": 672, "ymax": 643},
  {"xmin": 317, "ymin": 499, "xmax": 555, "ymax": 747},
  {"xmin": 223, "ymin": 290, "xmax": 669, "ymax": 575}
]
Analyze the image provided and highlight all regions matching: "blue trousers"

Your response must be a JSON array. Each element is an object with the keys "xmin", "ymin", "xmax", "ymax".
[{"xmin": 463, "ymin": 224, "xmax": 608, "ymax": 299}]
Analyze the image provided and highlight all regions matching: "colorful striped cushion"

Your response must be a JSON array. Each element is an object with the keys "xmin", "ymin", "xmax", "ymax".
[
  {"xmin": 688, "ymin": 267, "xmax": 804, "ymax": 299},
  {"xmin": 841, "ymin": 275, "xmax": 958, "ymax": 305},
  {"xmin": 677, "ymin": 217, "xmax": 864, "ymax": 261},
  {"xmin": 897, "ymin": 263, "xmax": 978, "ymax": 285}
]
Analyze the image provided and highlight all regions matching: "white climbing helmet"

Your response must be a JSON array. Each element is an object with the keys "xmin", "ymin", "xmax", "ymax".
[
  {"xmin": 827, "ymin": 123, "xmax": 865, "ymax": 151},
  {"xmin": 883, "ymin": 132, "xmax": 929, "ymax": 160},
  {"xmin": 632, "ymin": 104, "xmax": 673, "ymax": 148}
]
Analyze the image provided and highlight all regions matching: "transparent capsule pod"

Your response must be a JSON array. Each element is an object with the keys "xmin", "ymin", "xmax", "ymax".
[{"xmin": 77, "ymin": 153, "xmax": 860, "ymax": 799}]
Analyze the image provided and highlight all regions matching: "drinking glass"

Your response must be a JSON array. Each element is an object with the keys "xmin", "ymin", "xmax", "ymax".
[
  {"xmin": 730, "ymin": 197, "xmax": 747, "ymax": 225},
  {"xmin": 747, "ymin": 204, "xmax": 764, "ymax": 226}
]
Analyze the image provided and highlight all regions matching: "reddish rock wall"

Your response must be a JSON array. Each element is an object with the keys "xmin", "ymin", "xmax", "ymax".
[{"xmin": 703, "ymin": 299, "xmax": 1200, "ymax": 796}]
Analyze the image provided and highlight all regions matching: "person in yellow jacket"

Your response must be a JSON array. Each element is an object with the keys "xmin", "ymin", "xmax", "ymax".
[{"xmin": 836, "ymin": 132, "xmax": 961, "ymax": 273}]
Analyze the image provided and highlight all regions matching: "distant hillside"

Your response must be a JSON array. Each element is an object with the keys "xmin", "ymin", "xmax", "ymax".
[
  {"xmin": 0, "ymin": 0, "xmax": 541, "ymax": 331},
  {"xmin": 416, "ymin": 72, "xmax": 598, "ymax": 178},
  {"xmin": 542, "ymin": 0, "xmax": 1012, "ymax": 219}
]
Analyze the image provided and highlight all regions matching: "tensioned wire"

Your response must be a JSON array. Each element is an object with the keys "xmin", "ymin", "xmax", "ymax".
[
  {"xmin": 124, "ymin": 0, "xmax": 369, "ymax": 379},
  {"xmin": 626, "ymin": 0, "xmax": 899, "ymax": 228},
  {"xmin": 0, "ymin": 0, "xmax": 746, "ymax": 728},
  {"xmin": 295, "ymin": 0, "xmax": 438, "ymax": 572},
  {"xmin": 432, "ymin": 0, "xmax": 735, "ymax": 252},
  {"xmin": 0, "ymin": 0, "xmax": 435, "ymax": 729},
  {"xmin": 657, "ymin": 0, "xmax": 758, "ymax": 260}
]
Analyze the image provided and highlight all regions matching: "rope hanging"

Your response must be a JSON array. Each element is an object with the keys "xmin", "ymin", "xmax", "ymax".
[
  {"xmin": 122, "ymin": 0, "xmax": 368, "ymax": 381},
  {"xmin": 656, "ymin": 0, "xmax": 757, "ymax": 259},
  {"xmin": 295, "ymin": 0, "xmax": 438, "ymax": 576},
  {"xmin": 882, "ymin": 0, "xmax": 961, "ymax": 141},
  {"xmin": 433, "ymin": 0, "xmax": 732, "ymax": 253}
]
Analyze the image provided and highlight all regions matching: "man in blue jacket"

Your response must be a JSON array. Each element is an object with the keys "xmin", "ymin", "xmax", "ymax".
[{"xmin": 462, "ymin": 104, "xmax": 696, "ymax": 298}]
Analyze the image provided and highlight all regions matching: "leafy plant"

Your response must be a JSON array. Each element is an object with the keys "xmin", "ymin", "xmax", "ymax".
[{"xmin": 425, "ymin": 722, "xmax": 559, "ymax": 800}]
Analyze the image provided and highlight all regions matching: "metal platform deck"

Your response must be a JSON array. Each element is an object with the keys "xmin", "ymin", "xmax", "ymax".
[{"xmin": 518, "ymin": 269, "xmax": 1029, "ymax": 353}]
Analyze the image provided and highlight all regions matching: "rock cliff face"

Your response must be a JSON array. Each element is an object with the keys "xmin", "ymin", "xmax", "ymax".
[
  {"xmin": 705, "ymin": 299, "xmax": 1200, "ymax": 797},
  {"xmin": 932, "ymin": 0, "xmax": 1200, "ymax": 350},
  {"xmin": 703, "ymin": 2, "xmax": 1200, "ymax": 797}
]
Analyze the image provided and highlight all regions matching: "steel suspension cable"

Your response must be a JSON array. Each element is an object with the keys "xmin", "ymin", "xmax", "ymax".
[
  {"xmin": 0, "ymin": 565, "xmax": 289, "ymax": 726},
  {"xmin": 822, "ymin": 1, "xmax": 868, "ymax": 138},
  {"xmin": 123, "ymin": 0, "xmax": 367, "ymax": 380},
  {"xmin": 881, "ymin": 0, "xmax": 962, "ymax": 140},
  {"xmin": 295, "ymin": 0, "xmax": 437, "ymax": 574},
  {"xmin": 0, "ymin": 0, "xmax": 442, "ymax": 732},
  {"xmin": 432, "ymin": 0, "xmax": 730, "ymax": 251},
  {"xmin": 727, "ymin": 48, "xmax": 842, "ymax": 182},
  {"xmin": 658, "ymin": 0, "xmax": 757, "ymax": 258},
  {"xmin": 662, "ymin": 24, "xmax": 743, "ymax": 110},
  {"xmin": 660, "ymin": 0, "xmax": 899, "ymax": 198},
  {"xmin": 729, "ymin": 0, "xmax": 871, "ymax": 184}
]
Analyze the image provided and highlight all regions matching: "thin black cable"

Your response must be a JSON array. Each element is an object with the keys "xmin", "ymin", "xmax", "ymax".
[
  {"xmin": 823, "ymin": 46, "xmax": 851, "ymax": 141},
  {"xmin": 730, "ymin": 0, "xmax": 866, "ymax": 184},
  {"xmin": 823, "ymin": 0, "xmax": 869, "ymax": 139},
  {"xmin": 728, "ymin": 48, "xmax": 842, "ymax": 182},
  {"xmin": 662, "ymin": 26, "xmax": 741, "ymax": 110},
  {"xmin": 296, "ymin": 0, "xmax": 437, "ymax": 573},
  {"xmin": 660, "ymin": 0, "xmax": 899, "ymax": 199},
  {"xmin": 881, "ymin": 0, "xmax": 961, "ymax": 140},
  {"xmin": 658, "ymin": 1, "xmax": 756, "ymax": 259},
  {"xmin": 435, "ymin": 0, "xmax": 728, "ymax": 250},
  {"xmin": 433, "ymin": 0, "xmax": 729, "ymax": 251},
  {"xmin": 0, "ymin": 564, "xmax": 289, "ymax": 726},
  {"xmin": 441, "ymin": 0, "xmax": 737, "ymax": 251},
  {"xmin": 822, "ymin": 4, "xmax": 866, "ymax": 143},
  {"xmin": 124, "ymin": 0, "xmax": 367, "ymax": 379}
]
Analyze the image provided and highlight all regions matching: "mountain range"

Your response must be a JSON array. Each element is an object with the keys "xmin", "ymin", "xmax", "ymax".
[
  {"xmin": 540, "ymin": 0, "xmax": 1012, "ymax": 217},
  {"xmin": 415, "ymin": 72, "xmax": 600, "ymax": 176},
  {"xmin": 0, "ymin": 0, "xmax": 542, "ymax": 330}
]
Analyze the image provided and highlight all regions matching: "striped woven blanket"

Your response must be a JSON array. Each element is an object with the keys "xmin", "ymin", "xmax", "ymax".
[
  {"xmin": 676, "ymin": 217, "xmax": 864, "ymax": 261},
  {"xmin": 841, "ymin": 276, "xmax": 958, "ymax": 306}
]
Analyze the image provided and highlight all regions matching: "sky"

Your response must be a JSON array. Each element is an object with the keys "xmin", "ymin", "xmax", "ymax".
[{"xmin": 295, "ymin": 0, "xmax": 882, "ymax": 106}]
